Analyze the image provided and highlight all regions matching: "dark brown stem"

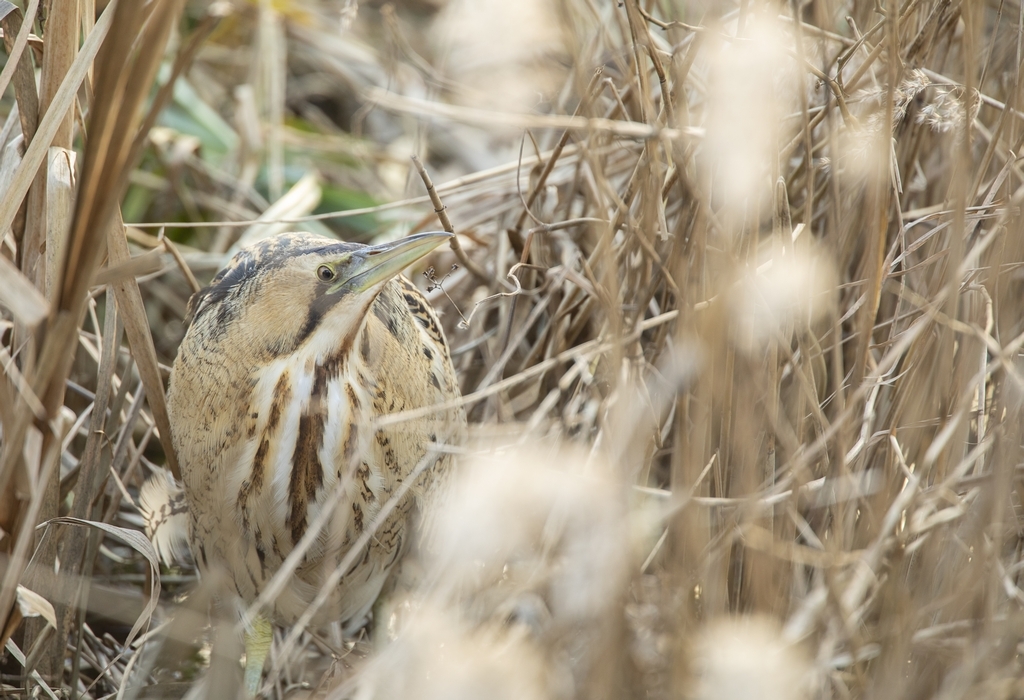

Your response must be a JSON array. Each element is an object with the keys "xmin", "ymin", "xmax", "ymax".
[{"xmin": 410, "ymin": 153, "xmax": 491, "ymax": 285}]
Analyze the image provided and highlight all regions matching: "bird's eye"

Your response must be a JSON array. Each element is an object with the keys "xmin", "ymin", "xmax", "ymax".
[{"xmin": 316, "ymin": 265, "xmax": 336, "ymax": 282}]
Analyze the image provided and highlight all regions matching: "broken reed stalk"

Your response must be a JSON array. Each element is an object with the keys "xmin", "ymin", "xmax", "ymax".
[{"xmin": 410, "ymin": 153, "xmax": 491, "ymax": 284}]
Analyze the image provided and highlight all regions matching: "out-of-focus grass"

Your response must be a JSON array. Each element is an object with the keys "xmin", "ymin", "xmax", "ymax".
[{"xmin": 2, "ymin": 0, "xmax": 1023, "ymax": 698}]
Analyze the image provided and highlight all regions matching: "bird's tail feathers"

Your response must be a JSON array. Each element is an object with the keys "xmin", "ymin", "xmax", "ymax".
[{"xmin": 139, "ymin": 469, "xmax": 192, "ymax": 568}]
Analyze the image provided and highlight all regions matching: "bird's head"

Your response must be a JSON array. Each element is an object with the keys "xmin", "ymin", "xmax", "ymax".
[{"xmin": 185, "ymin": 231, "xmax": 452, "ymax": 357}]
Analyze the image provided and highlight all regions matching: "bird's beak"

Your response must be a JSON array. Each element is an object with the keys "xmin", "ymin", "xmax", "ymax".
[{"xmin": 334, "ymin": 232, "xmax": 453, "ymax": 294}]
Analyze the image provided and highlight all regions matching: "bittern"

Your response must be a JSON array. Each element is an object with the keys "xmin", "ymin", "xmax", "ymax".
[{"xmin": 164, "ymin": 231, "xmax": 465, "ymax": 694}]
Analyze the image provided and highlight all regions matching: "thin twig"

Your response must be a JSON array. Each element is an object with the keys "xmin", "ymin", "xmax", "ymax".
[{"xmin": 410, "ymin": 153, "xmax": 491, "ymax": 284}]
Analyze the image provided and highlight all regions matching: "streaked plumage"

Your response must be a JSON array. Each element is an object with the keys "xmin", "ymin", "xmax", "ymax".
[
  {"xmin": 139, "ymin": 470, "xmax": 191, "ymax": 568},
  {"xmin": 162, "ymin": 231, "xmax": 464, "ymax": 691}
]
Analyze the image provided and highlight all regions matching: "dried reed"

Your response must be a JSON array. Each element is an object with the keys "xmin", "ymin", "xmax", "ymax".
[{"xmin": 1, "ymin": 0, "xmax": 1023, "ymax": 698}]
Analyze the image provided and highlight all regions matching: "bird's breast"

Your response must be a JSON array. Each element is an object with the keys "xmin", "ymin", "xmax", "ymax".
[{"xmin": 167, "ymin": 278, "xmax": 464, "ymax": 625}]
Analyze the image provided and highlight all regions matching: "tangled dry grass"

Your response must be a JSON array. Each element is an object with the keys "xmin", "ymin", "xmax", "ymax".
[{"xmin": 2, "ymin": 0, "xmax": 1024, "ymax": 698}]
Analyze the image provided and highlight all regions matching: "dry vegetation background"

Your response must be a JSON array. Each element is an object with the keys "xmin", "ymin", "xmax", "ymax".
[{"xmin": 1, "ymin": 0, "xmax": 1024, "ymax": 697}]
